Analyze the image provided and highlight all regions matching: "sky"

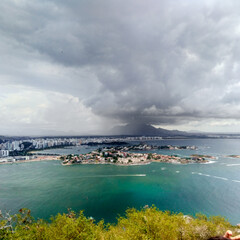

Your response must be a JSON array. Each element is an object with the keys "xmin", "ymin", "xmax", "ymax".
[{"xmin": 1, "ymin": 0, "xmax": 240, "ymax": 136}]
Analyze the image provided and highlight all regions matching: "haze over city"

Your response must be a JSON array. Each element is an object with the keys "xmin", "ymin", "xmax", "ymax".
[{"xmin": 1, "ymin": 0, "xmax": 240, "ymax": 136}]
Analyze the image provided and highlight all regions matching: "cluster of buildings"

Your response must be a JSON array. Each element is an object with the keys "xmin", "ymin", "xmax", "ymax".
[
  {"xmin": 0, "ymin": 141, "xmax": 23, "ymax": 153},
  {"xmin": 0, "ymin": 155, "xmax": 36, "ymax": 163},
  {"xmin": 62, "ymin": 149, "xmax": 150, "ymax": 165},
  {"xmin": 79, "ymin": 136, "xmax": 162, "ymax": 144},
  {"xmin": 0, "ymin": 136, "xmax": 164, "ymax": 156},
  {"xmin": 104, "ymin": 144, "xmax": 197, "ymax": 151},
  {"xmin": 0, "ymin": 137, "xmax": 80, "ymax": 162},
  {"xmin": 61, "ymin": 146, "xmax": 208, "ymax": 166},
  {"xmin": 0, "ymin": 138, "xmax": 82, "ymax": 155},
  {"xmin": 0, "ymin": 136, "xmax": 162, "ymax": 163},
  {"xmin": 149, "ymin": 153, "xmax": 207, "ymax": 164}
]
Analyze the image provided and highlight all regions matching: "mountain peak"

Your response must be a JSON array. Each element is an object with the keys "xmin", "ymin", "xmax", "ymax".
[{"xmin": 111, "ymin": 123, "xmax": 188, "ymax": 137}]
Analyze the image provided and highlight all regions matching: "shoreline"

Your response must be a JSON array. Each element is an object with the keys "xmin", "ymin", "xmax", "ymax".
[
  {"xmin": 0, "ymin": 157, "xmax": 206, "ymax": 166},
  {"xmin": 1, "ymin": 153, "xmax": 211, "ymax": 166},
  {"xmin": 0, "ymin": 155, "xmax": 60, "ymax": 165},
  {"xmin": 0, "ymin": 149, "xmax": 218, "ymax": 166},
  {"xmin": 61, "ymin": 161, "xmax": 152, "ymax": 166}
]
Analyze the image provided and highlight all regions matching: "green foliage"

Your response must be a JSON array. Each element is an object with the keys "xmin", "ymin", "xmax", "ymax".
[
  {"xmin": 113, "ymin": 156, "xmax": 118, "ymax": 163},
  {"xmin": 147, "ymin": 153, "xmax": 153, "ymax": 160},
  {"xmin": 0, "ymin": 207, "xmax": 238, "ymax": 240},
  {"xmin": 67, "ymin": 154, "xmax": 73, "ymax": 160}
]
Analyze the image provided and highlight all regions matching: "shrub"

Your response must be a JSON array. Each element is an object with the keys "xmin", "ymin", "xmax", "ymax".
[{"xmin": 0, "ymin": 207, "xmax": 238, "ymax": 240}]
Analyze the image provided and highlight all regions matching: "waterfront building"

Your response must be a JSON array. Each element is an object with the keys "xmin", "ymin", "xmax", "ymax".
[{"xmin": 0, "ymin": 150, "xmax": 9, "ymax": 157}]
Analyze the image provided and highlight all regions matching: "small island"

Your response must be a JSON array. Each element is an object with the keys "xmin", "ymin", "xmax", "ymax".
[
  {"xmin": 226, "ymin": 155, "xmax": 240, "ymax": 158},
  {"xmin": 190, "ymin": 154, "xmax": 216, "ymax": 159}
]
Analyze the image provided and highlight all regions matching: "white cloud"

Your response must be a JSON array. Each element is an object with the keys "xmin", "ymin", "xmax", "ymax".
[{"xmin": 0, "ymin": 86, "xmax": 110, "ymax": 135}]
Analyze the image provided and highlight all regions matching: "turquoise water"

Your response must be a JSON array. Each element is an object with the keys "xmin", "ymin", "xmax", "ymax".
[{"xmin": 1, "ymin": 139, "xmax": 240, "ymax": 224}]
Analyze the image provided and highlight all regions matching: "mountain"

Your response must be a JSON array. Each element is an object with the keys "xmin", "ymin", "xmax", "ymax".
[{"xmin": 111, "ymin": 123, "xmax": 192, "ymax": 137}]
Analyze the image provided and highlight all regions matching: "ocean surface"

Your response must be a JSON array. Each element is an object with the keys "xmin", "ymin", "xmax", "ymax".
[{"xmin": 1, "ymin": 139, "xmax": 240, "ymax": 224}]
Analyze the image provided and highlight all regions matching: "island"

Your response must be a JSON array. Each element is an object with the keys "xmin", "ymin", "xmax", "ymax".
[
  {"xmin": 190, "ymin": 154, "xmax": 216, "ymax": 159},
  {"xmin": 226, "ymin": 155, "xmax": 240, "ymax": 158},
  {"xmin": 60, "ymin": 147, "xmax": 209, "ymax": 166}
]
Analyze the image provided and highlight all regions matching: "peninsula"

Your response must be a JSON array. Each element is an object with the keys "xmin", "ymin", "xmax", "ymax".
[
  {"xmin": 0, "ymin": 144, "xmax": 213, "ymax": 165},
  {"xmin": 61, "ymin": 147, "xmax": 209, "ymax": 166}
]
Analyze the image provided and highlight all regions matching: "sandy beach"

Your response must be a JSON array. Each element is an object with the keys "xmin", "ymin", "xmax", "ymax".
[{"xmin": 0, "ymin": 155, "xmax": 60, "ymax": 164}]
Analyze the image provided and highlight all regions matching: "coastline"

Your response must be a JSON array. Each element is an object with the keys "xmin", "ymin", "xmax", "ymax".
[
  {"xmin": 0, "ymin": 154, "xmax": 210, "ymax": 166},
  {"xmin": 0, "ymin": 156, "xmax": 206, "ymax": 166},
  {"xmin": 0, "ymin": 155, "xmax": 60, "ymax": 164},
  {"xmin": 61, "ymin": 161, "xmax": 152, "ymax": 166},
  {"xmin": 0, "ymin": 153, "xmax": 214, "ymax": 166}
]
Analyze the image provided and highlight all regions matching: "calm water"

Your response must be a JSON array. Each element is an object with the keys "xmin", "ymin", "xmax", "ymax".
[{"xmin": 1, "ymin": 139, "xmax": 240, "ymax": 224}]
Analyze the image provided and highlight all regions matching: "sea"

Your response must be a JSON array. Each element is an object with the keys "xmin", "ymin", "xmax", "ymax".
[{"xmin": 1, "ymin": 138, "xmax": 240, "ymax": 225}]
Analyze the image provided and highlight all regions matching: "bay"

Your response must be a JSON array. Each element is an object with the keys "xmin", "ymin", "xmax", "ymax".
[{"xmin": 0, "ymin": 138, "xmax": 240, "ymax": 224}]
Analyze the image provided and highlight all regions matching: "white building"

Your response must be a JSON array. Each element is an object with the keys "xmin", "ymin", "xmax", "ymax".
[
  {"xmin": 0, "ymin": 150, "xmax": 9, "ymax": 157},
  {"xmin": 12, "ymin": 141, "xmax": 20, "ymax": 151}
]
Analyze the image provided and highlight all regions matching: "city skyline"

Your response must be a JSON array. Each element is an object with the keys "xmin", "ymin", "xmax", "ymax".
[{"xmin": 1, "ymin": 0, "xmax": 240, "ymax": 135}]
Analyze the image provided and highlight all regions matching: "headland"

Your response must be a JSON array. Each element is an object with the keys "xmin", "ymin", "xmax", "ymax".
[{"xmin": 61, "ymin": 144, "xmax": 210, "ymax": 166}]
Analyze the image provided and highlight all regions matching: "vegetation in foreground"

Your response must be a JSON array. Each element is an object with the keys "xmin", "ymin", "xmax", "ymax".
[{"xmin": 0, "ymin": 207, "xmax": 239, "ymax": 240}]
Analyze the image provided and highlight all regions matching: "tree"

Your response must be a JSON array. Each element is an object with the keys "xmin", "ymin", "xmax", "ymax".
[{"xmin": 147, "ymin": 153, "xmax": 153, "ymax": 160}]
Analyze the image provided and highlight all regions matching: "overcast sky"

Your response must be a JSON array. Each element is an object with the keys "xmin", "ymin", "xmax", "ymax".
[{"xmin": 1, "ymin": 0, "xmax": 240, "ymax": 135}]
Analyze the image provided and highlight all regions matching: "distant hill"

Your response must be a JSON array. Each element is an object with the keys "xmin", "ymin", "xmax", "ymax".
[{"xmin": 111, "ymin": 123, "xmax": 194, "ymax": 137}]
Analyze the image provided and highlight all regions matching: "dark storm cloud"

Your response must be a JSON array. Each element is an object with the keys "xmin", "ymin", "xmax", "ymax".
[{"xmin": 1, "ymin": 0, "xmax": 240, "ymax": 129}]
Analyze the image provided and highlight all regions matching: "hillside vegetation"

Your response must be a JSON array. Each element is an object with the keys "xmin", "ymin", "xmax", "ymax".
[{"xmin": 0, "ymin": 207, "xmax": 239, "ymax": 240}]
